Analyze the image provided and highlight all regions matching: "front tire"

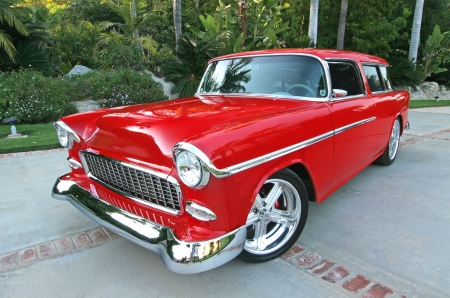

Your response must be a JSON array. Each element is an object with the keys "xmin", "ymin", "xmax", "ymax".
[
  {"xmin": 374, "ymin": 117, "xmax": 401, "ymax": 166},
  {"xmin": 239, "ymin": 169, "xmax": 308, "ymax": 263}
]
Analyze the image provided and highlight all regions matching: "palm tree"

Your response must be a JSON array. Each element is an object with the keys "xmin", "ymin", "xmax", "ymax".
[
  {"xmin": 408, "ymin": 0, "xmax": 425, "ymax": 62},
  {"xmin": 173, "ymin": 0, "xmax": 181, "ymax": 51},
  {"xmin": 0, "ymin": 0, "xmax": 28, "ymax": 60},
  {"xmin": 99, "ymin": 0, "xmax": 158, "ymax": 54},
  {"xmin": 308, "ymin": 0, "xmax": 319, "ymax": 46},
  {"xmin": 336, "ymin": 0, "xmax": 348, "ymax": 50}
]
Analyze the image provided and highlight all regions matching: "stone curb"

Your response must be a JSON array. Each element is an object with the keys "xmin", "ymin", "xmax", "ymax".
[
  {"xmin": 0, "ymin": 227, "xmax": 118, "ymax": 274},
  {"xmin": 281, "ymin": 244, "xmax": 407, "ymax": 298},
  {"xmin": 0, "ymin": 148, "xmax": 66, "ymax": 159}
]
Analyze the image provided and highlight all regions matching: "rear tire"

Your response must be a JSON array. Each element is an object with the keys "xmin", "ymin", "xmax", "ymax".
[
  {"xmin": 239, "ymin": 169, "xmax": 308, "ymax": 263},
  {"xmin": 374, "ymin": 117, "xmax": 401, "ymax": 166}
]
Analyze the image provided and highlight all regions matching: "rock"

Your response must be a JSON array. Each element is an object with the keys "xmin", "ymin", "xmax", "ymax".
[
  {"xmin": 396, "ymin": 82, "xmax": 450, "ymax": 100},
  {"xmin": 66, "ymin": 65, "xmax": 92, "ymax": 77},
  {"xmin": 72, "ymin": 100, "xmax": 100, "ymax": 113},
  {"xmin": 144, "ymin": 71, "xmax": 179, "ymax": 99}
]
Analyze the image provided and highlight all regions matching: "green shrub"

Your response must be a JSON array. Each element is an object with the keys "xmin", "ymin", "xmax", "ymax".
[
  {"xmin": 66, "ymin": 69, "xmax": 168, "ymax": 108},
  {"xmin": 0, "ymin": 71, "xmax": 78, "ymax": 124},
  {"xmin": 95, "ymin": 43, "xmax": 146, "ymax": 70},
  {"xmin": 388, "ymin": 57, "xmax": 427, "ymax": 87}
]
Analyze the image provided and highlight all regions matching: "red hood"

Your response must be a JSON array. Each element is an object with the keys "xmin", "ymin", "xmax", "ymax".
[{"xmin": 68, "ymin": 95, "xmax": 316, "ymax": 170}]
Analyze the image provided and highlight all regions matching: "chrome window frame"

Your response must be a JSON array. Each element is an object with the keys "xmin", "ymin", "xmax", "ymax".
[
  {"xmin": 361, "ymin": 62, "xmax": 393, "ymax": 93},
  {"xmin": 325, "ymin": 58, "xmax": 367, "ymax": 101},
  {"xmin": 196, "ymin": 53, "xmax": 332, "ymax": 103}
]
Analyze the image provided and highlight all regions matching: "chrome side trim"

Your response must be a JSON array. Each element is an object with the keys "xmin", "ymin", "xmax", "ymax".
[
  {"xmin": 54, "ymin": 120, "xmax": 81, "ymax": 143},
  {"xmin": 334, "ymin": 117, "xmax": 376, "ymax": 135},
  {"xmin": 174, "ymin": 117, "xmax": 376, "ymax": 178},
  {"xmin": 52, "ymin": 176, "xmax": 246, "ymax": 274},
  {"xmin": 80, "ymin": 151, "xmax": 182, "ymax": 215}
]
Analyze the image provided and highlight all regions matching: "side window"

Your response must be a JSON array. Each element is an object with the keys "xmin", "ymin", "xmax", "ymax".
[
  {"xmin": 363, "ymin": 65, "xmax": 383, "ymax": 92},
  {"xmin": 328, "ymin": 62, "xmax": 363, "ymax": 96},
  {"xmin": 379, "ymin": 66, "xmax": 392, "ymax": 90}
]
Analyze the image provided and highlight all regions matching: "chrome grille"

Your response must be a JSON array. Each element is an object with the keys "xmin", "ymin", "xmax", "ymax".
[{"xmin": 82, "ymin": 152, "xmax": 180, "ymax": 213}]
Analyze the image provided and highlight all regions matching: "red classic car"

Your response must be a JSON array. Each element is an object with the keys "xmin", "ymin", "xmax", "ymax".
[{"xmin": 52, "ymin": 49, "xmax": 409, "ymax": 273}]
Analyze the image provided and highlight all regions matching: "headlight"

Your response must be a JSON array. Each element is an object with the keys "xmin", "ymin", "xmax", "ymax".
[
  {"xmin": 175, "ymin": 150, "xmax": 210, "ymax": 188},
  {"xmin": 53, "ymin": 121, "xmax": 81, "ymax": 149},
  {"xmin": 57, "ymin": 125, "xmax": 70, "ymax": 147}
]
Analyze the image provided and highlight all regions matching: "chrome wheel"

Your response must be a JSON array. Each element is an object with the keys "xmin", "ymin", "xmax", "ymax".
[
  {"xmin": 389, "ymin": 119, "xmax": 400, "ymax": 160},
  {"xmin": 244, "ymin": 178, "xmax": 302, "ymax": 255}
]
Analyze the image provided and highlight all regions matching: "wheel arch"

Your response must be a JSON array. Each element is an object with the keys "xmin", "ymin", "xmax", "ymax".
[{"xmin": 287, "ymin": 163, "xmax": 316, "ymax": 202}]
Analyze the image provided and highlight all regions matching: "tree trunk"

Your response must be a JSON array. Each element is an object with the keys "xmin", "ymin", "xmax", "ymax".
[
  {"xmin": 131, "ymin": 0, "xmax": 140, "ymax": 38},
  {"xmin": 173, "ymin": 0, "xmax": 182, "ymax": 52},
  {"xmin": 336, "ymin": 0, "xmax": 348, "ymax": 50},
  {"xmin": 409, "ymin": 0, "xmax": 425, "ymax": 62},
  {"xmin": 308, "ymin": 0, "xmax": 319, "ymax": 46}
]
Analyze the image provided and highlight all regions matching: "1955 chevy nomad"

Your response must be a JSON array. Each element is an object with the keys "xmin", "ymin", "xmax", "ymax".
[{"xmin": 52, "ymin": 49, "xmax": 409, "ymax": 273}]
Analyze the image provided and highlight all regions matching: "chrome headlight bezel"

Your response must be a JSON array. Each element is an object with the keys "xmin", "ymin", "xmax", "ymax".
[
  {"xmin": 174, "ymin": 149, "xmax": 210, "ymax": 188},
  {"xmin": 53, "ymin": 121, "xmax": 81, "ymax": 149}
]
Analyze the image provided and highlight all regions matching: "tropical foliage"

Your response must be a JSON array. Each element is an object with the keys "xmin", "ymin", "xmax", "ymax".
[{"xmin": 1, "ymin": 0, "xmax": 450, "ymax": 123}]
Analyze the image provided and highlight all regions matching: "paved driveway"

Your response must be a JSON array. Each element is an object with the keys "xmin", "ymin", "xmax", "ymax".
[{"xmin": 1, "ymin": 107, "xmax": 449, "ymax": 297}]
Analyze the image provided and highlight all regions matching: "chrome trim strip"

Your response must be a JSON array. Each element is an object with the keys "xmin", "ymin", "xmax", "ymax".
[
  {"xmin": 52, "ymin": 176, "xmax": 246, "ymax": 274},
  {"xmin": 54, "ymin": 120, "xmax": 81, "ymax": 143},
  {"xmin": 334, "ymin": 117, "xmax": 376, "ymax": 135},
  {"xmin": 173, "ymin": 117, "xmax": 376, "ymax": 178},
  {"xmin": 80, "ymin": 151, "xmax": 181, "ymax": 215}
]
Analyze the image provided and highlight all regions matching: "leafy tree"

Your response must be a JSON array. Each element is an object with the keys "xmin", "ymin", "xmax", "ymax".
[
  {"xmin": 422, "ymin": 25, "xmax": 450, "ymax": 76},
  {"xmin": 188, "ymin": 0, "xmax": 289, "ymax": 53}
]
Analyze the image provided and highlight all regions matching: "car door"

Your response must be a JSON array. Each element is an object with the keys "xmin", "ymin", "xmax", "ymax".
[{"xmin": 326, "ymin": 60, "xmax": 379, "ymax": 188}]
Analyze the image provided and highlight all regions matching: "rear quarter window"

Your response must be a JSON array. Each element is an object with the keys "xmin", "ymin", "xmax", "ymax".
[{"xmin": 363, "ymin": 65, "xmax": 383, "ymax": 92}]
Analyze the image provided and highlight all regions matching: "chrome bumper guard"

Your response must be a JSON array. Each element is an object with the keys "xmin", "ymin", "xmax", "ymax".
[{"xmin": 52, "ymin": 175, "xmax": 246, "ymax": 274}]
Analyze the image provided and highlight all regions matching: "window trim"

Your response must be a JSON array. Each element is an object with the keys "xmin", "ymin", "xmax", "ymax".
[
  {"xmin": 361, "ymin": 63, "xmax": 393, "ymax": 94},
  {"xmin": 326, "ymin": 59, "xmax": 367, "ymax": 101}
]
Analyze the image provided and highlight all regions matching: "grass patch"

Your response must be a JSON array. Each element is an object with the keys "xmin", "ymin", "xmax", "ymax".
[
  {"xmin": 409, "ymin": 100, "xmax": 450, "ymax": 108},
  {"xmin": 0, "ymin": 123, "xmax": 61, "ymax": 154}
]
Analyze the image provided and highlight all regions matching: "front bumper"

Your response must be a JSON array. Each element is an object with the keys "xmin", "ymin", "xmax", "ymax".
[{"xmin": 52, "ymin": 175, "xmax": 246, "ymax": 274}]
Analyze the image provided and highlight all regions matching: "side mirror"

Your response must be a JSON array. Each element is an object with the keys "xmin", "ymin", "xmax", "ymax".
[{"xmin": 332, "ymin": 89, "xmax": 348, "ymax": 98}]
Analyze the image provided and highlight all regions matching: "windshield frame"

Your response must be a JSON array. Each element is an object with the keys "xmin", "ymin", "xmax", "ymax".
[{"xmin": 196, "ymin": 53, "xmax": 332, "ymax": 102}]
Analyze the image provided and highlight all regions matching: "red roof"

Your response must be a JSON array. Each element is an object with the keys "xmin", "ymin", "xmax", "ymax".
[{"xmin": 209, "ymin": 48, "xmax": 389, "ymax": 65}]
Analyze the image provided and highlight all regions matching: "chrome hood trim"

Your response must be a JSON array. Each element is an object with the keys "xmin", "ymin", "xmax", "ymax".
[{"xmin": 52, "ymin": 176, "xmax": 246, "ymax": 274}]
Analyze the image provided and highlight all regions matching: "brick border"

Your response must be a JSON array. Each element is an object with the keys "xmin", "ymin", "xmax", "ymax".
[
  {"xmin": 0, "ymin": 227, "xmax": 118, "ymax": 273},
  {"xmin": 0, "ymin": 148, "xmax": 66, "ymax": 159},
  {"xmin": 400, "ymin": 128, "xmax": 450, "ymax": 148},
  {"xmin": 282, "ymin": 244, "xmax": 405, "ymax": 298}
]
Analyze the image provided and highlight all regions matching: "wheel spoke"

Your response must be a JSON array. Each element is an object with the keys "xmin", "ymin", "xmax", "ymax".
[
  {"xmin": 253, "ymin": 220, "xmax": 267, "ymax": 251},
  {"xmin": 265, "ymin": 182, "xmax": 283, "ymax": 207},
  {"xmin": 246, "ymin": 212, "xmax": 259, "ymax": 226}
]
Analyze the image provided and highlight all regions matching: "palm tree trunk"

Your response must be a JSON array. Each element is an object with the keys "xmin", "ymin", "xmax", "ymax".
[
  {"xmin": 131, "ymin": 0, "xmax": 140, "ymax": 38},
  {"xmin": 173, "ymin": 0, "xmax": 182, "ymax": 52},
  {"xmin": 308, "ymin": 0, "xmax": 319, "ymax": 46},
  {"xmin": 336, "ymin": 0, "xmax": 348, "ymax": 50},
  {"xmin": 408, "ymin": 0, "xmax": 425, "ymax": 62}
]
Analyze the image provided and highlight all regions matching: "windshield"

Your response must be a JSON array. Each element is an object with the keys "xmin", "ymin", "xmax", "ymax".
[{"xmin": 198, "ymin": 55, "xmax": 328, "ymax": 98}]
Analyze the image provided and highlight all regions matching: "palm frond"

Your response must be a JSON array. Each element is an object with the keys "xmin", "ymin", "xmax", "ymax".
[
  {"xmin": 0, "ymin": 29, "xmax": 16, "ymax": 61},
  {"xmin": 134, "ymin": 36, "xmax": 158, "ymax": 54}
]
